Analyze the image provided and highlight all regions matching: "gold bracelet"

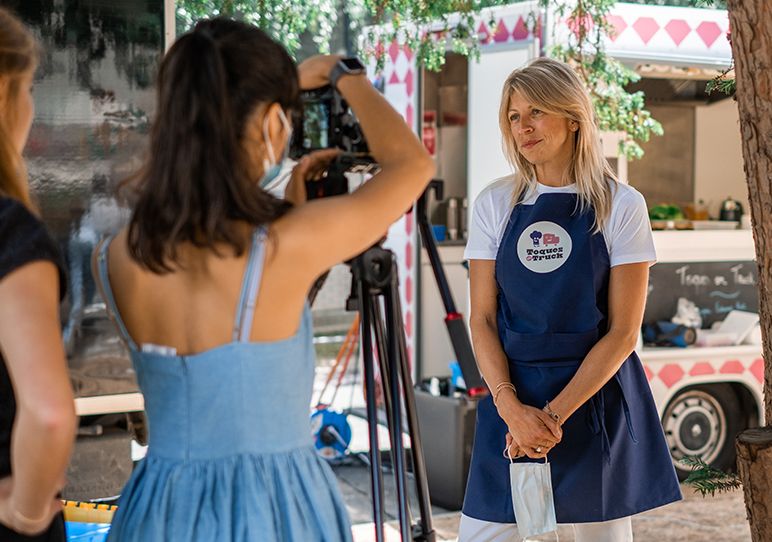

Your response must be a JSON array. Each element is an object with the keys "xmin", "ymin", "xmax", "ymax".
[
  {"xmin": 492, "ymin": 382, "xmax": 516, "ymax": 405},
  {"xmin": 544, "ymin": 401, "xmax": 562, "ymax": 424},
  {"xmin": 493, "ymin": 381, "xmax": 516, "ymax": 393}
]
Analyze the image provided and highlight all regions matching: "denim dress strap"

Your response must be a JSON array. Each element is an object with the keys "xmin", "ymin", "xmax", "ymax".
[
  {"xmin": 95, "ymin": 236, "xmax": 138, "ymax": 352},
  {"xmin": 232, "ymin": 227, "xmax": 267, "ymax": 343}
]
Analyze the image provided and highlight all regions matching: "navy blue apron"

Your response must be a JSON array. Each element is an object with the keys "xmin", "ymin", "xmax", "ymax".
[{"xmin": 462, "ymin": 191, "xmax": 681, "ymax": 524}]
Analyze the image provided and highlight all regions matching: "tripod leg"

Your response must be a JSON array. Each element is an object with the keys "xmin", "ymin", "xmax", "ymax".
[
  {"xmin": 388, "ymin": 279, "xmax": 436, "ymax": 542},
  {"xmin": 352, "ymin": 244, "xmax": 435, "ymax": 541},
  {"xmin": 371, "ymin": 297, "xmax": 395, "ymax": 435},
  {"xmin": 370, "ymin": 292, "xmax": 413, "ymax": 540},
  {"xmin": 359, "ymin": 287, "xmax": 386, "ymax": 542},
  {"xmin": 379, "ymin": 285, "xmax": 415, "ymax": 541}
]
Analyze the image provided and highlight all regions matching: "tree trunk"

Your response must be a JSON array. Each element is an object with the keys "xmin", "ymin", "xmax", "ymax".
[
  {"xmin": 725, "ymin": 1, "xmax": 772, "ymax": 540},
  {"xmin": 736, "ymin": 429, "xmax": 772, "ymax": 540}
]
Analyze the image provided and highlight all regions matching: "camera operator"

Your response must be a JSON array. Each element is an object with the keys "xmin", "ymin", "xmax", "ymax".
[{"xmin": 96, "ymin": 17, "xmax": 434, "ymax": 542}]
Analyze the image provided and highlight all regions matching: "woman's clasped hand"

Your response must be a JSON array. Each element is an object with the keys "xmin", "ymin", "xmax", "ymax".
[{"xmin": 500, "ymin": 398, "xmax": 562, "ymax": 459}]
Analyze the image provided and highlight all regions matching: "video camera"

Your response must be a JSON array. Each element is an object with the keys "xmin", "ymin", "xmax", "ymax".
[{"xmin": 290, "ymin": 85, "xmax": 377, "ymax": 199}]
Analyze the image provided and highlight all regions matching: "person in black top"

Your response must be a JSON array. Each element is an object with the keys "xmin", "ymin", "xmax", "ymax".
[{"xmin": 0, "ymin": 7, "xmax": 77, "ymax": 541}]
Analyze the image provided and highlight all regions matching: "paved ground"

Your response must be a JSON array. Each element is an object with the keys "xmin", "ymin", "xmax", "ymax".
[
  {"xmin": 334, "ymin": 459, "xmax": 751, "ymax": 541},
  {"xmin": 318, "ymin": 357, "xmax": 753, "ymax": 541}
]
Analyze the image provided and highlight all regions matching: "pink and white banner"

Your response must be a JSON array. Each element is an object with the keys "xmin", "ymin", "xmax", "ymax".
[{"xmin": 551, "ymin": 3, "xmax": 732, "ymax": 68}]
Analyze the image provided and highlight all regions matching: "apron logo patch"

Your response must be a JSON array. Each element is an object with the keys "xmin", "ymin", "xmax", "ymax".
[{"xmin": 516, "ymin": 221, "xmax": 572, "ymax": 273}]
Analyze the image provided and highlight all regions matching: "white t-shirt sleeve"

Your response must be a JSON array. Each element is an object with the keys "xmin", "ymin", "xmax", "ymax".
[
  {"xmin": 605, "ymin": 187, "xmax": 657, "ymax": 267},
  {"xmin": 464, "ymin": 180, "xmax": 513, "ymax": 260}
]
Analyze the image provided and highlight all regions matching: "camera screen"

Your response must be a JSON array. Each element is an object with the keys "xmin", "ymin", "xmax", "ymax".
[{"xmin": 302, "ymin": 100, "xmax": 330, "ymax": 150}]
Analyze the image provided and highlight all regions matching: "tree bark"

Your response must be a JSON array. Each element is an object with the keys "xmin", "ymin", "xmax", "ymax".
[
  {"xmin": 736, "ymin": 429, "xmax": 772, "ymax": 540},
  {"xmin": 726, "ymin": 0, "xmax": 772, "ymax": 420},
  {"xmin": 725, "ymin": 1, "xmax": 772, "ymax": 540}
]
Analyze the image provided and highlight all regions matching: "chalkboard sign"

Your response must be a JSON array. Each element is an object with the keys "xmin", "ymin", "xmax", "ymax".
[{"xmin": 644, "ymin": 260, "xmax": 759, "ymax": 328}]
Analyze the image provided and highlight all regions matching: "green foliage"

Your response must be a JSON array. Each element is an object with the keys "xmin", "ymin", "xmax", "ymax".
[
  {"xmin": 177, "ymin": 0, "xmax": 513, "ymax": 68},
  {"xmin": 681, "ymin": 456, "xmax": 742, "ymax": 497},
  {"xmin": 540, "ymin": 0, "xmax": 663, "ymax": 160},
  {"xmin": 679, "ymin": 0, "xmax": 736, "ymax": 96},
  {"xmin": 177, "ymin": 0, "xmax": 346, "ymax": 55},
  {"xmin": 626, "ymin": 0, "xmax": 726, "ymax": 7},
  {"xmin": 360, "ymin": 0, "xmax": 513, "ymax": 72},
  {"xmin": 706, "ymin": 68, "xmax": 737, "ymax": 96},
  {"xmin": 181, "ymin": 0, "xmax": 747, "ymax": 159}
]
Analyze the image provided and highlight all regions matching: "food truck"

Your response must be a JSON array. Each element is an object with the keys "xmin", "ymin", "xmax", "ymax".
[{"xmin": 366, "ymin": 1, "xmax": 762, "ymax": 483}]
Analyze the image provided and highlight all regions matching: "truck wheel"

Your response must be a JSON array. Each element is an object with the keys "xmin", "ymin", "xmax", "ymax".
[{"xmin": 662, "ymin": 385, "xmax": 742, "ymax": 481}]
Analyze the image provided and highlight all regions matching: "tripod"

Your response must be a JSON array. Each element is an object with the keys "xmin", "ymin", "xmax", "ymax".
[
  {"xmin": 346, "ymin": 244, "xmax": 435, "ymax": 542},
  {"xmin": 305, "ymin": 165, "xmax": 480, "ymax": 540}
]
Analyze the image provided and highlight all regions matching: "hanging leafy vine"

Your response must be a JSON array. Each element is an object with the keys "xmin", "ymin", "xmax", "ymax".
[
  {"xmin": 176, "ymin": 0, "xmax": 345, "ymax": 55},
  {"xmin": 177, "ymin": 1, "xmax": 738, "ymax": 159},
  {"xmin": 539, "ymin": 0, "xmax": 662, "ymax": 159},
  {"xmin": 176, "ymin": 0, "xmax": 511, "ymax": 68}
]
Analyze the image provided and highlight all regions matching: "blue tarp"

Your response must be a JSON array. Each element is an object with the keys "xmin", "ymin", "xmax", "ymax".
[{"xmin": 66, "ymin": 522, "xmax": 110, "ymax": 542}]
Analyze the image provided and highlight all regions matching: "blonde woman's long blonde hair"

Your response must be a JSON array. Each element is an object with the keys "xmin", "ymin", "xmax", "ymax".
[
  {"xmin": 499, "ymin": 57, "xmax": 616, "ymax": 231},
  {"xmin": 0, "ymin": 7, "xmax": 37, "ymax": 210}
]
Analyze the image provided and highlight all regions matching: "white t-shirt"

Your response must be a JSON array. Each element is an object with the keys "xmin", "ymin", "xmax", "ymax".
[{"xmin": 464, "ymin": 175, "xmax": 656, "ymax": 267}]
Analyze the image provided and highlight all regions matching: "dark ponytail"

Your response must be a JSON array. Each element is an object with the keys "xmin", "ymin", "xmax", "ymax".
[{"xmin": 127, "ymin": 18, "xmax": 300, "ymax": 272}]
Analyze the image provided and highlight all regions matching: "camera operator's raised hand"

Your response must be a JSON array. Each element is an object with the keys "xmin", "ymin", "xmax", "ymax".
[
  {"xmin": 297, "ymin": 54, "xmax": 341, "ymax": 90},
  {"xmin": 279, "ymin": 54, "xmax": 435, "ymax": 281},
  {"xmin": 286, "ymin": 148, "xmax": 341, "ymax": 205}
]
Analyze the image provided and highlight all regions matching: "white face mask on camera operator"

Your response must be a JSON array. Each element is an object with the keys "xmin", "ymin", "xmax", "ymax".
[{"xmin": 259, "ymin": 106, "xmax": 294, "ymax": 193}]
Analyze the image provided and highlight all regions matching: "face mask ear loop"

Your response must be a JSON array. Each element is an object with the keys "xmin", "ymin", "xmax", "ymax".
[
  {"xmin": 503, "ymin": 444, "xmax": 514, "ymax": 463},
  {"xmin": 264, "ymin": 108, "xmax": 293, "ymax": 168},
  {"xmin": 509, "ymin": 448, "xmax": 524, "ymax": 542},
  {"xmin": 544, "ymin": 453, "xmax": 559, "ymax": 542},
  {"xmin": 262, "ymin": 112, "xmax": 277, "ymax": 167},
  {"xmin": 277, "ymin": 107, "xmax": 292, "ymax": 138}
]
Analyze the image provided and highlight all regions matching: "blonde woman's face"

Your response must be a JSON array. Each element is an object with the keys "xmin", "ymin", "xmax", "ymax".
[
  {"xmin": 507, "ymin": 91, "xmax": 575, "ymax": 173},
  {"xmin": 0, "ymin": 70, "xmax": 35, "ymax": 154}
]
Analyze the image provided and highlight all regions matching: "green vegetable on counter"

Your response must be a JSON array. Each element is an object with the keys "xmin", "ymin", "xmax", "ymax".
[{"xmin": 649, "ymin": 204, "xmax": 685, "ymax": 220}]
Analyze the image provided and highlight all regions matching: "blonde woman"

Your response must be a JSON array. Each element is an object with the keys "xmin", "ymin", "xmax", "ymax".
[
  {"xmin": 0, "ymin": 7, "xmax": 77, "ymax": 541},
  {"xmin": 459, "ymin": 57, "xmax": 681, "ymax": 541}
]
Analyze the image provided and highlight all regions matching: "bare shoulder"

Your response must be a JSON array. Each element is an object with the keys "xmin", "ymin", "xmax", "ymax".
[
  {"xmin": 104, "ymin": 228, "xmax": 135, "ymax": 276},
  {"xmin": 267, "ymin": 198, "xmax": 354, "ymax": 281},
  {"xmin": 264, "ymin": 210, "xmax": 322, "ymax": 287}
]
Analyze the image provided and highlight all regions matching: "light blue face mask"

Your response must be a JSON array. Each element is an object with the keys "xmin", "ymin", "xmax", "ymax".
[
  {"xmin": 259, "ymin": 108, "xmax": 292, "ymax": 189},
  {"xmin": 507, "ymin": 447, "xmax": 558, "ymax": 540}
]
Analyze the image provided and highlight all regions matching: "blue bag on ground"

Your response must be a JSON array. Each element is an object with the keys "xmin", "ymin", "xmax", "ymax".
[{"xmin": 66, "ymin": 522, "xmax": 110, "ymax": 542}]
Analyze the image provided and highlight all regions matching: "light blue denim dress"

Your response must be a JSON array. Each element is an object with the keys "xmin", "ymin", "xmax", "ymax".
[{"xmin": 98, "ymin": 229, "xmax": 352, "ymax": 542}]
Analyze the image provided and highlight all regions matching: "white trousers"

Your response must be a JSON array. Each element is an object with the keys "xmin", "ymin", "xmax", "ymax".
[{"xmin": 457, "ymin": 513, "xmax": 633, "ymax": 542}]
